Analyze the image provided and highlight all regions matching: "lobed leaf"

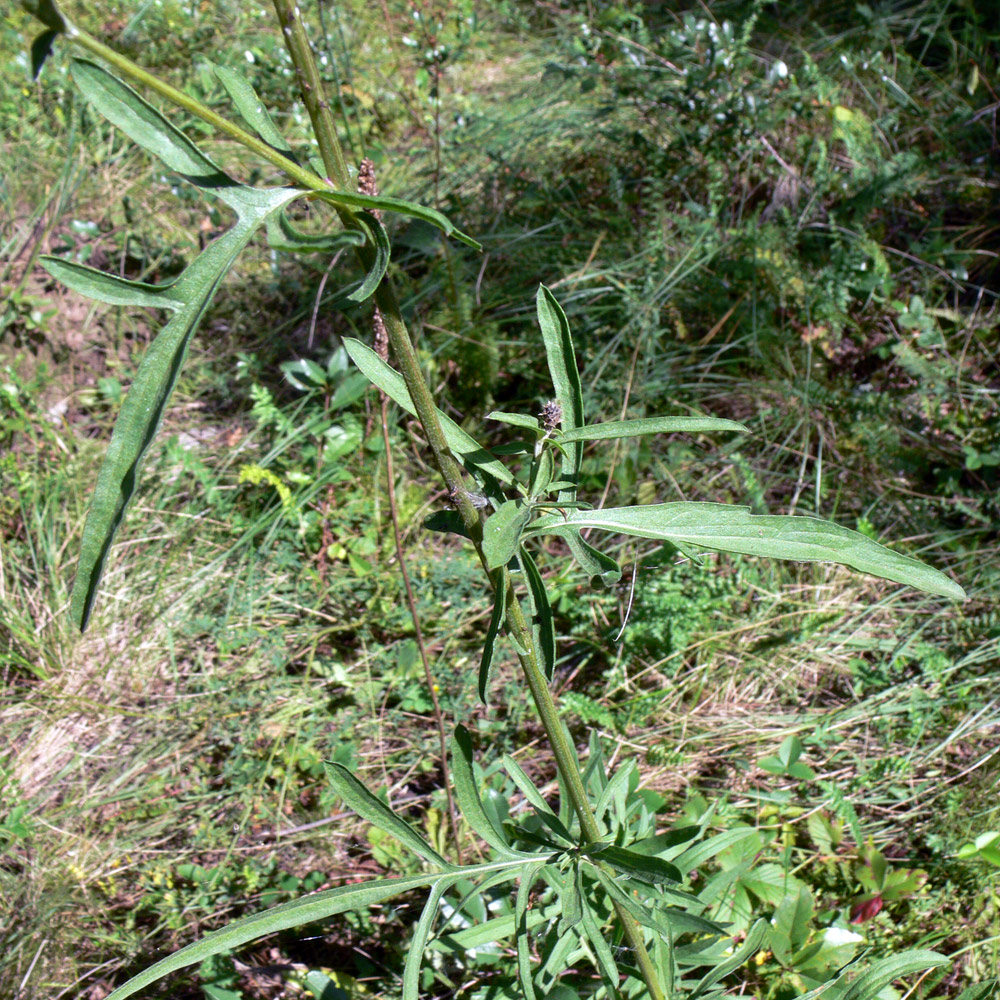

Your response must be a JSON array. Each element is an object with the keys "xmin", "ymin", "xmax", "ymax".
[{"xmin": 526, "ymin": 502, "xmax": 965, "ymax": 600}]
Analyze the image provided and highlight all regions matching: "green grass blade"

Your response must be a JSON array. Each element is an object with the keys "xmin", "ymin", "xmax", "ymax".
[
  {"xmin": 325, "ymin": 763, "xmax": 454, "ymax": 869},
  {"xmin": 479, "ymin": 569, "xmax": 507, "ymax": 704},
  {"xmin": 212, "ymin": 62, "xmax": 294, "ymax": 155},
  {"xmin": 403, "ymin": 881, "xmax": 447, "ymax": 1000},
  {"xmin": 536, "ymin": 286, "xmax": 584, "ymax": 501},
  {"xmin": 526, "ymin": 503, "xmax": 966, "ymax": 600},
  {"xmin": 347, "ymin": 210, "xmax": 390, "ymax": 302},
  {"xmin": 316, "ymin": 189, "xmax": 480, "ymax": 250},
  {"xmin": 342, "ymin": 338, "xmax": 515, "ymax": 487},
  {"xmin": 840, "ymin": 951, "xmax": 949, "ymax": 1000},
  {"xmin": 559, "ymin": 415, "xmax": 749, "ymax": 443},
  {"xmin": 518, "ymin": 546, "xmax": 556, "ymax": 679}
]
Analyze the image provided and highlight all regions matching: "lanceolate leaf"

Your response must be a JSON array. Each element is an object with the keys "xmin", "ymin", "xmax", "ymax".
[
  {"xmin": 536, "ymin": 286, "xmax": 584, "ymax": 500},
  {"xmin": 102, "ymin": 861, "xmax": 522, "ymax": 1000},
  {"xmin": 266, "ymin": 209, "xmax": 365, "ymax": 253},
  {"xmin": 518, "ymin": 547, "xmax": 556, "ymax": 679},
  {"xmin": 39, "ymin": 259, "xmax": 184, "ymax": 309},
  {"xmin": 342, "ymin": 338, "xmax": 515, "ymax": 488},
  {"xmin": 480, "ymin": 569, "xmax": 507, "ymax": 703},
  {"xmin": 559, "ymin": 415, "xmax": 749, "ymax": 443},
  {"xmin": 58, "ymin": 60, "xmax": 306, "ymax": 630},
  {"xmin": 347, "ymin": 210, "xmax": 391, "ymax": 302},
  {"xmin": 840, "ymin": 951, "xmax": 949, "ymax": 1000},
  {"xmin": 586, "ymin": 844, "xmax": 683, "ymax": 885},
  {"xmin": 687, "ymin": 919, "xmax": 768, "ymax": 999},
  {"xmin": 324, "ymin": 763, "xmax": 454, "ymax": 870},
  {"xmin": 565, "ymin": 531, "xmax": 622, "ymax": 587},
  {"xmin": 525, "ymin": 503, "xmax": 965, "ymax": 600},
  {"xmin": 483, "ymin": 501, "xmax": 531, "ymax": 570},
  {"xmin": 211, "ymin": 62, "xmax": 295, "ymax": 156},
  {"xmin": 404, "ymin": 881, "xmax": 447, "ymax": 1000},
  {"xmin": 315, "ymin": 188, "xmax": 481, "ymax": 250}
]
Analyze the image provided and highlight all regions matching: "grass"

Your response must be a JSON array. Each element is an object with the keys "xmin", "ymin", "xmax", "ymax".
[{"xmin": 2, "ymin": 0, "xmax": 999, "ymax": 996}]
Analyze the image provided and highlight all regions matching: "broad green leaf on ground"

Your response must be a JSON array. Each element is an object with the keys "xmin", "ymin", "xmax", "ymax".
[
  {"xmin": 315, "ymin": 188, "xmax": 481, "ymax": 250},
  {"xmin": 102, "ymin": 861, "xmax": 525, "ymax": 1000},
  {"xmin": 343, "ymin": 338, "xmax": 515, "ymax": 487},
  {"xmin": 54, "ymin": 60, "xmax": 306, "ymax": 630},
  {"xmin": 559, "ymin": 415, "xmax": 749, "ymax": 442},
  {"xmin": 525, "ymin": 503, "xmax": 965, "ymax": 600},
  {"xmin": 536, "ymin": 286, "xmax": 584, "ymax": 500}
]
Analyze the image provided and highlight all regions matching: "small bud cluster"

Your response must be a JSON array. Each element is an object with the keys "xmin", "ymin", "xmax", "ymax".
[{"xmin": 540, "ymin": 400, "xmax": 562, "ymax": 430}]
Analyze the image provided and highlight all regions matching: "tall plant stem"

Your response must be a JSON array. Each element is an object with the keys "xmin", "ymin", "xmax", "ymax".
[{"xmin": 271, "ymin": 5, "xmax": 663, "ymax": 997}]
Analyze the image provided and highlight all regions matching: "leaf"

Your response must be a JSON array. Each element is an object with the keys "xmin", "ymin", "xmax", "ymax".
[
  {"xmin": 58, "ymin": 60, "xmax": 306, "ymax": 630},
  {"xmin": 211, "ymin": 62, "xmax": 294, "ymax": 155},
  {"xmin": 586, "ymin": 844, "xmax": 682, "ymax": 885},
  {"xmin": 536, "ymin": 286, "xmax": 584, "ymax": 500},
  {"xmin": 451, "ymin": 727, "xmax": 532, "ymax": 860},
  {"xmin": 315, "ymin": 188, "xmax": 480, "ymax": 250},
  {"xmin": 771, "ymin": 886, "xmax": 815, "ymax": 964},
  {"xmin": 347, "ymin": 210, "xmax": 390, "ymax": 302},
  {"xmin": 342, "ymin": 338, "xmax": 515, "ymax": 488},
  {"xmin": 529, "ymin": 448, "xmax": 554, "ymax": 498},
  {"xmin": 483, "ymin": 501, "xmax": 531, "ymax": 570},
  {"xmin": 518, "ymin": 547, "xmax": 555, "ymax": 679},
  {"xmin": 526, "ymin": 503, "xmax": 966, "ymax": 601},
  {"xmin": 840, "ymin": 950, "xmax": 949, "ymax": 1000},
  {"xmin": 578, "ymin": 891, "xmax": 621, "ymax": 989},
  {"xmin": 559, "ymin": 416, "xmax": 749, "ymax": 443},
  {"xmin": 424, "ymin": 510, "xmax": 472, "ymax": 539},
  {"xmin": 324, "ymin": 763, "xmax": 453, "ymax": 869},
  {"xmin": 266, "ymin": 210, "xmax": 365, "ymax": 253},
  {"xmin": 102, "ymin": 868, "xmax": 487, "ymax": 1000},
  {"xmin": 565, "ymin": 531, "xmax": 621, "ymax": 587},
  {"xmin": 487, "ymin": 410, "xmax": 542, "ymax": 433},
  {"xmin": 30, "ymin": 29, "xmax": 58, "ymax": 79},
  {"xmin": 502, "ymin": 754, "xmax": 574, "ymax": 844},
  {"xmin": 39, "ymin": 258, "xmax": 184, "ymax": 309},
  {"xmin": 403, "ymin": 881, "xmax": 446, "ymax": 1000},
  {"xmin": 479, "ymin": 570, "xmax": 507, "ymax": 704},
  {"xmin": 515, "ymin": 864, "xmax": 545, "ymax": 1000},
  {"xmin": 687, "ymin": 920, "xmax": 768, "ymax": 1000}
]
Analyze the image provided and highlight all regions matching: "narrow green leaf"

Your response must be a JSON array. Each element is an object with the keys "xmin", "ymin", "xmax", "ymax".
[
  {"xmin": 342, "ymin": 338, "xmax": 515, "ymax": 487},
  {"xmin": 840, "ymin": 950, "xmax": 949, "ymax": 1000},
  {"xmin": 324, "ymin": 763, "xmax": 453, "ymax": 869},
  {"xmin": 565, "ymin": 531, "xmax": 622, "ymax": 587},
  {"xmin": 102, "ymin": 869, "xmax": 469, "ymax": 1000},
  {"xmin": 347, "ymin": 211, "xmax": 390, "ymax": 303},
  {"xmin": 671, "ymin": 827, "xmax": 760, "ymax": 873},
  {"xmin": 39, "ymin": 257, "xmax": 184, "ymax": 310},
  {"xmin": 586, "ymin": 844, "xmax": 682, "ymax": 885},
  {"xmin": 593, "ymin": 763, "xmax": 634, "ymax": 829},
  {"xmin": 518, "ymin": 547, "xmax": 556, "ymax": 679},
  {"xmin": 266, "ymin": 210, "xmax": 365, "ymax": 253},
  {"xmin": 479, "ymin": 569, "xmax": 507, "ymax": 704},
  {"xmin": 578, "ymin": 892, "xmax": 623, "ymax": 991},
  {"xmin": 559, "ymin": 416, "xmax": 749, "ymax": 443},
  {"xmin": 212, "ymin": 62, "xmax": 294, "ymax": 155},
  {"xmin": 430, "ymin": 888, "xmax": 557, "ymax": 954},
  {"xmin": 502, "ymin": 754, "xmax": 574, "ymax": 844},
  {"xmin": 23, "ymin": 0, "xmax": 69, "ymax": 32},
  {"xmin": 687, "ymin": 919, "xmax": 768, "ymax": 1000},
  {"xmin": 526, "ymin": 503, "xmax": 966, "ymax": 601},
  {"xmin": 30, "ymin": 29, "xmax": 58, "ymax": 79},
  {"xmin": 483, "ymin": 501, "xmax": 531, "ymax": 570},
  {"xmin": 451, "ymin": 726, "xmax": 532, "ymax": 860},
  {"xmin": 536, "ymin": 286, "xmax": 584, "ymax": 501},
  {"xmin": 557, "ymin": 865, "xmax": 583, "ymax": 936},
  {"xmin": 403, "ymin": 882, "xmax": 446, "ymax": 1000},
  {"xmin": 529, "ymin": 448, "xmax": 554, "ymax": 498},
  {"xmin": 70, "ymin": 59, "xmax": 224, "ymax": 182},
  {"xmin": 515, "ymin": 864, "xmax": 545, "ymax": 1000},
  {"xmin": 953, "ymin": 981, "xmax": 999, "ymax": 1000},
  {"xmin": 487, "ymin": 410, "xmax": 542, "ymax": 433},
  {"xmin": 316, "ymin": 188, "xmax": 480, "ymax": 250},
  {"xmin": 424, "ymin": 510, "xmax": 472, "ymax": 539}
]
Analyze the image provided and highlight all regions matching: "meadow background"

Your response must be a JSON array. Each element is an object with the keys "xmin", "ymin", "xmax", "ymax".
[{"xmin": 1, "ymin": 1, "xmax": 998, "ymax": 997}]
